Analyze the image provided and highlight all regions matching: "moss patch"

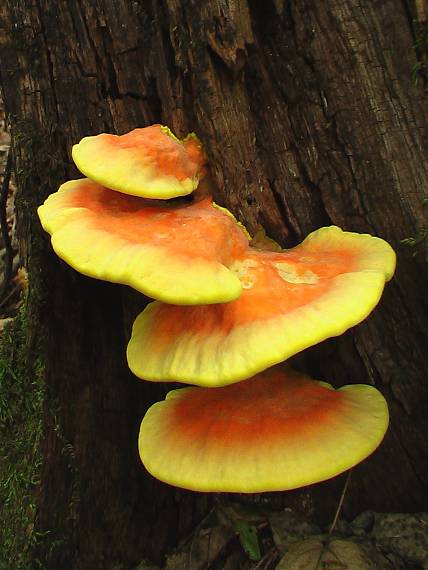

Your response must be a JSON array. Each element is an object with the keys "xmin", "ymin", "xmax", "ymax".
[
  {"xmin": 0, "ymin": 117, "xmax": 64, "ymax": 569},
  {"xmin": 0, "ymin": 301, "xmax": 45, "ymax": 569},
  {"xmin": 401, "ymin": 199, "xmax": 428, "ymax": 261}
]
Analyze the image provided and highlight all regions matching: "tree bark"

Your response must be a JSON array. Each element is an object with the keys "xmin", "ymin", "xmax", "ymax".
[{"xmin": 1, "ymin": 0, "xmax": 428, "ymax": 568}]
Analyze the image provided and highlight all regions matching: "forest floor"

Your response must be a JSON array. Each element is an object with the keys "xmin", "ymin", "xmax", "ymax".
[{"xmin": 134, "ymin": 500, "xmax": 428, "ymax": 570}]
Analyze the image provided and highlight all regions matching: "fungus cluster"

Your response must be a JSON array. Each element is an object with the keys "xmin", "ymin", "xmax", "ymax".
[{"xmin": 38, "ymin": 124, "xmax": 395, "ymax": 493}]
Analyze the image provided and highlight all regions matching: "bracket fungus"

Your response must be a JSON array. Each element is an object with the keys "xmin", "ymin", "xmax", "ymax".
[
  {"xmin": 38, "ymin": 124, "xmax": 396, "ymax": 497},
  {"xmin": 138, "ymin": 367, "xmax": 389, "ymax": 493},
  {"xmin": 127, "ymin": 226, "xmax": 395, "ymax": 386},
  {"xmin": 72, "ymin": 125, "xmax": 206, "ymax": 199},
  {"xmin": 38, "ymin": 178, "xmax": 249, "ymax": 305}
]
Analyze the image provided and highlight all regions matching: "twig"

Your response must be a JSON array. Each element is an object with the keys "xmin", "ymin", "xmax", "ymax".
[
  {"xmin": 314, "ymin": 469, "xmax": 353, "ymax": 570},
  {"xmin": 328, "ymin": 469, "xmax": 352, "ymax": 535},
  {"xmin": 0, "ymin": 149, "xmax": 13, "ymax": 300}
]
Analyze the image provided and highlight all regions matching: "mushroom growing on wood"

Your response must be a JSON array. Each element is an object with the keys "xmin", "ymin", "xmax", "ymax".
[
  {"xmin": 127, "ymin": 226, "xmax": 395, "ymax": 386},
  {"xmin": 36, "ymin": 124, "xmax": 395, "ymax": 500},
  {"xmin": 37, "ymin": 178, "xmax": 249, "ymax": 304},
  {"xmin": 138, "ymin": 367, "xmax": 389, "ymax": 492},
  {"xmin": 72, "ymin": 124, "xmax": 206, "ymax": 199}
]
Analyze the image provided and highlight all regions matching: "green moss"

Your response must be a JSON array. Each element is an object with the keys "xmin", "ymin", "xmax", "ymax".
[
  {"xmin": 401, "ymin": 199, "xmax": 428, "ymax": 260},
  {"xmin": 0, "ymin": 300, "xmax": 45, "ymax": 570},
  {"xmin": 0, "ymin": 117, "xmax": 65, "ymax": 568},
  {"xmin": 33, "ymin": 411, "xmax": 81, "ymax": 567}
]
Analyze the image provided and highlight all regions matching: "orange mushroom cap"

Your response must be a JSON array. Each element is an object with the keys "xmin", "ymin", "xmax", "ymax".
[
  {"xmin": 37, "ymin": 179, "xmax": 249, "ymax": 304},
  {"xmin": 138, "ymin": 367, "xmax": 389, "ymax": 493},
  {"xmin": 127, "ymin": 226, "xmax": 395, "ymax": 386},
  {"xmin": 72, "ymin": 125, "xmax": 206, "ymax": 199}
]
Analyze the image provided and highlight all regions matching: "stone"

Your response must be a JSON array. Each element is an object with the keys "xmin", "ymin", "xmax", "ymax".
[
  {"xmin": 275, "ymin": 537, "xmax": 397, "ymax": 570},
  {"xmin": 372, "ymin": 512, "xmax": 428, "ymax": 570}
]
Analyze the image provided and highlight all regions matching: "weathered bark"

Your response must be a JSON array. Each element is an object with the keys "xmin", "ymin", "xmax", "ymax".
[{"xmin": 1, "ymin": 0, "xmax": 428, "ymax": 568}]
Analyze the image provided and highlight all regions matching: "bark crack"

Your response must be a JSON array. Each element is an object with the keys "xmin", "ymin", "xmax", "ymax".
[{"xmin": 34, "ymin": 0, "xmax": 60, "ymax": 123}]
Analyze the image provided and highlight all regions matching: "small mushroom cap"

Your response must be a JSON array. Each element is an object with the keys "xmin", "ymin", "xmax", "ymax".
[
  {"xmin": 37, "ymin": 179, "xmax": 249, "ymax": 304},
  {"xmin": 72, "ymin": 125, "xmax": 206, "ymax": 199},
  {"xmin": 138, "ymin": 367, "xmax": 389, "ymax": 493},
  {"xmin": 127, "ymin": 226, "xmax": 395, "ymax": 386}
]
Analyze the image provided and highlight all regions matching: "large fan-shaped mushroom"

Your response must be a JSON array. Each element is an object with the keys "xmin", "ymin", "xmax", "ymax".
[
  {"xmin": 138, "ymin": 367, "xmax": 389, "ymax": 492},
  {"xmin": 38, "ymin": 179, "xmax": 249, "ymax": 304},
  {"xmin": 128, "ymin": 226, "xmax": 395, "ymax": 385}
]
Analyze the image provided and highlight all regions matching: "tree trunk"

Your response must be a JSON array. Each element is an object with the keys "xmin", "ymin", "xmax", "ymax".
[{"xmin": 1, "ymin": 0, "xmax": 428, "ymax": 568}]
